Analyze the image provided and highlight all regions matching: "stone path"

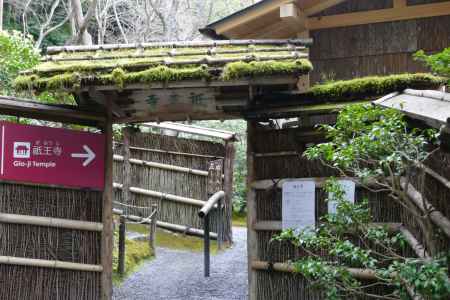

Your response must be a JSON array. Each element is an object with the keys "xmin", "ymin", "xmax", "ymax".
[{"xmin": 114, "ymin": 227, "xmax": 248, "ymax": 300}]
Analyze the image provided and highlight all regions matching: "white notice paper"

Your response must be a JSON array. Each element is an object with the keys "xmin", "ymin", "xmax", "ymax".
[
  {"xmin": 282, "ymin": 181, "xmax": 316, "ymax": 232},
  {"xmin": 327, "ymin": 180, "xmax": 356, "ymax": 214}
]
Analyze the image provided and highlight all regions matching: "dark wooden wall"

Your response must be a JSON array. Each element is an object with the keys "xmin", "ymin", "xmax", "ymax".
[{"xmin": 309, "ymin": 0, "xmax": 450, "ymax": 83}]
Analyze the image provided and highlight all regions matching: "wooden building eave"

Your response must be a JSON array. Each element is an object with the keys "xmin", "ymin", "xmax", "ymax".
[{"xmin": 201, "ymin": 0, "xmax": 450, "ymax": 39}]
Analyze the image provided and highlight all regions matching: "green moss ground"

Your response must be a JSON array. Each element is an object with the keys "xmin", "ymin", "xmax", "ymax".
[
  {"xmin": 112, "ymin": 231, "xmax": 154, "ymax": 285},
  {"xmin": 126, "ymin": 223, "xmax": 218, "ymax": 254},
  {"xmin": 232, "ymin": 211, "xmax": 247, "ymax": 227}
]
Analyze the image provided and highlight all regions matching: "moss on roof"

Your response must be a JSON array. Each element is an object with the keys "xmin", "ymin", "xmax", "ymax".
[
  {"xmin": 305, "ymin": 73, "xmax": 446, "ymax": 102},
  {"xmin": 15, "ymin": 41, "xmax": 312, "ymax": 93},
  {"xmin": 15, "ymin": 59, "xmax": 312, "ymax": 92}
]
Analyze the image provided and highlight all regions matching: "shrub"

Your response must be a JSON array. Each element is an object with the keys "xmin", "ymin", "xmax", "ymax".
[{"xmin": 0, "ymin": 31, "xmax": 40, "ymax": 94}]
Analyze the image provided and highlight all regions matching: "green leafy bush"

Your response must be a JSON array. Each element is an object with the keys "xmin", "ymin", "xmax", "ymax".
[
  {"xmin": 274, "ymin": 105, "xmax": 450, "ymax": 300},
  {"xmin": 415, "ymin": 48, "xmax": 450, "ymax": 85},
  {"xmin": 0, "ymin": 31, "xmax": 40, "ymax": 94}
]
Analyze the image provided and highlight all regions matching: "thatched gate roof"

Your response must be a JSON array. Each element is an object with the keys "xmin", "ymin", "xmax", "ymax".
[{"xmin": 14, "ymin": 39, "xmax": 314, "ymax": 123}]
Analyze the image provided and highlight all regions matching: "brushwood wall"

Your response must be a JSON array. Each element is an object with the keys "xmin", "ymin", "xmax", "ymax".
[
  {"xmin": 309, "ymin": 0, "xmax": 450, "ymax": 83},
  {"xmin": 113, "ymin": 131, "xmax": 233, "ymax": 244},
  {"xmin": 0, "ymin": 183, "xmax": 103, "ymax": 299},
  {"xmin": 245, "ymin": 112, "xmax": 449, "ymax": 300}
]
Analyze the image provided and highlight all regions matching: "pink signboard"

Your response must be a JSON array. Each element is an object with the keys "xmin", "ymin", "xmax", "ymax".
[{"xmin": 0, "ymin": 121, "xmax": 105, "ymax": 190}]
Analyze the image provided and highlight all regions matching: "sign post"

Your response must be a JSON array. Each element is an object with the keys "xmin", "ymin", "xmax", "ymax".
[{"xmin": 0, "ymin": 121, "xmax": 105, "ymax": 189}]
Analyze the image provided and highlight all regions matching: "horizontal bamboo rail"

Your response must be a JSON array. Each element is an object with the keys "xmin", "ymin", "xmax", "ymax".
[
  {"xmin": 114, "ymin": 154, "xmax": 208, "ymax": 176},
  {"xmin": 113, "ymin": 208, "xmax": 156, "ymax": 224},
  {"xmin": 253, "ymin": 151, "xmax": 299, "ymax": 158},
  {"xmin": 251, "ymin": 260, "xmax": 377, "ymax": 281},
  {"xmin": 251, "ymin": 177, "xmax": 361, "ymax": 190},
  {"xmin": 113, "ymin": 183, "xmax": 206, "ymax": 207},
  {"xmin": 399, "ymin": 225, "xmax": 430, "ymax": 260},
  {"xmin": 31, "ymin": 53, "xmax": 308, "ymax": 75},
  {"xmin": 0, "ymin": 256, "xmax": 103, "ymax": 272},
  {"xmin": 252, "ymin": 260, "xmax": 429, "ymax": 299},
  {"xmin": 0, "ymin": 213, "xmax": 103, "ymax": 232},
  {"xmin": 141, "ymin": 122, "xmax": 237, "ymax": 141},
  {"xmin": 400, "ymin": 178, "xmax": 450, "ymax": 239},
  {"xmin": 198, "ymin": 191, "xmax": 225, "ymax": 218},
  {"xmin": 43, "ymin": 46, "xmax": 307, "ymax": 63},
  {"xmin": 114, "ymin": 143, "xmax": 224, "ymax": 159},
  {"xmin": 157, "ymin": 220, "xmax": 218, "ymax": 239},
  {"xmin": 113, "ymin": 207, "xmax": 217, "ymax": 238},
  {"xmin": 420, "ymin": 163, "xmax": 450, "ymax": 190},
  {"xmin": 46, "ymin": 39, "xmax": 313, "ymax": 54},
  {"xmin": 252, "ymin": 221, "xmax": 402, "ymax": 232}
]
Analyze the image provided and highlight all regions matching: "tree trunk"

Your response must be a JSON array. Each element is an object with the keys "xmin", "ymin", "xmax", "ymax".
[{"xmin": 69, "ymin": 0, "xmax": 94, "ymax": 45}]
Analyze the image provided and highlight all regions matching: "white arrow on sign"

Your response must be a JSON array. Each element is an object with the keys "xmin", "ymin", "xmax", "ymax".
[{"xmin": 71, "ymin": 145, "xmax": 96, "ymax": 167}]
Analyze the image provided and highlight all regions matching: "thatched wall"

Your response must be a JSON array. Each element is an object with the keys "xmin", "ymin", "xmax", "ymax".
[
  {"xmin": 113, "ymin": 131, "xmax": 230, "ymax": 241},
  {"xmin": 247, "ymin": 118, "xmax": 429, "ymax": 300},
  {"xmin": 408, "ymin": 150, "xmax": 450, "ymax": 255},
  {"xmin": 0, "ymin": 183, "xmax": 103, "ymax": 299}
]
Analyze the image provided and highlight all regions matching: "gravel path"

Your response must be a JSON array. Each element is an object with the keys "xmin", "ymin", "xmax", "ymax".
[{"xmin": 114, "ymin": 227, "xmax": 248, "ymax": 300}]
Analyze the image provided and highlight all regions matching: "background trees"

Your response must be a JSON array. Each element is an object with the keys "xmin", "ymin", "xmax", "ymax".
[{"xmin": 1, "ymin": 0, "xmax": 257, "ymax": 48}]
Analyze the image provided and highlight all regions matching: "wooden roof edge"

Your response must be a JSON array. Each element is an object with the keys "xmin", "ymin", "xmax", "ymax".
[
  {"xmin": 374, "ymin": 89, "xmax": 450, "ymax": 105},
  {"xmin": 373, "ymin": 89, "xmax": 450, "ymax": 130},
  {"xmin": 46, "ymin": 39, "xmax": 313, "ymax": 55},
  {"xmin": 0, "ymin": 95, "xmax": 105, "ymax": 127},
  {"xmin": 403, "ymin": 89, "xmax": 450, "ymax": 102},
  {"xmin": 140, "ymin": 122, "xmax": 238, "ymax": 142}
]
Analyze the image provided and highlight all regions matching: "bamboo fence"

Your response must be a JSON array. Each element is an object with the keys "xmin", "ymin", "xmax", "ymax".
[{"xmin": 113, "ymin": 131, "xmax": 230, "ymax": 242}]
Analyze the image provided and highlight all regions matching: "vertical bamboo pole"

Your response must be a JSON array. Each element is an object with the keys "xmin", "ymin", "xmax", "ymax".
[
  {"xmin": 118, "ymin": 216, "xmax": 126, "ymax": 275},
  {"xmin": 204, "ymin": 214, "xmax": 210, "ymax": 277},
  {"xmin": 122, "ymin": 127, "xmax": 132, "ymax": 214},
  {"xmin": 223, "ymin": 141, "xmax": 236, "ymax": 244},
  {"xmin": 101, "ymin": 103, "xmax": 113, "ymax": 300},
  {"xmin": 247, "ymin": 121, "xmax": 258, "ymax": 300},
  {"xmin": 150, "ymin": 203, "xmax": 158, "ymax": 255}
]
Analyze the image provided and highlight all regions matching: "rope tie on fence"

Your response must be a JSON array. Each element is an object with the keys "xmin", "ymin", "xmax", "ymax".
[{"xmin": 183, "ymin": 225, "xmax": 193, "ymax": 236}]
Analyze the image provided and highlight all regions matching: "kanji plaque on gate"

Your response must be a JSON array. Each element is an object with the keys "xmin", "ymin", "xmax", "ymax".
[{"xmin": 0, "ymin": 121, "xmax": 105, "ymax": 189}]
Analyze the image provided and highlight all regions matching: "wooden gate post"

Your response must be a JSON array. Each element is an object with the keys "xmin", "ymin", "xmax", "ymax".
[
  {"xmin": 150, "ymin": 203, "xmax": 158, "ymax": 254},
  {"xmin": 203, "ymin": 213, "xmax": 211, "ymax": 277},
  {"xmin": 223, "ymin": 141, "xmax": 236, "ymax": 244},
  {"xmin": 118, "ymin": 216, "xmax": 126, "ymax": 275},
  {"xmin": 101, "ymin": 104, "xmax": 114, "ymax": 300},
  {"xmin": 122, "ymin": 127, "xmax": 132, "ymax": 214},
  {"xmin": 247, "ymin": 121, "xmax": 257, "ymax": 300},
  {"xmin": 208, "ymin": 159, "xmax": 224, "ymax": 248}
]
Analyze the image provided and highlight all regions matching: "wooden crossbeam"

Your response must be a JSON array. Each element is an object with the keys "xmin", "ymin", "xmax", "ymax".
[
  {"xmin": 0, "ymin": 95, "xmax": 105, "ymax": 127},
  {"xmin": 393, "ymin": 0, "xmax": 407, "ymax": 8},
  {"xmin": 308, "ymin": 2, "xmax": 450, "ymax": 30},
  {"xmin": 303, "ymin": 0, "xmax": 348, "ymax": 16},
  {"xmin": 88, "ymin": 88, "xmax": 126, "ymax": 118}
]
